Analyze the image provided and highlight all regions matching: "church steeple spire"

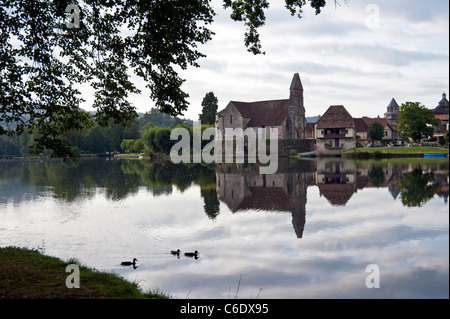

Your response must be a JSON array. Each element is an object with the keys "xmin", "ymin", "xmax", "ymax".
[{"xmin": 290, "ymin": 73, "xmax": 303, "ymax": 92}]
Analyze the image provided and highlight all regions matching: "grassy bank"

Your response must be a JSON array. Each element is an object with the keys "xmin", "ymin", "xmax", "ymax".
[
  {"xmin": 343, "ymin": 146, "xmax": 449, "ymax": 158},
  {"xmin": 0, "ymin": 246, "xmax": 169, "ymax": 299}
]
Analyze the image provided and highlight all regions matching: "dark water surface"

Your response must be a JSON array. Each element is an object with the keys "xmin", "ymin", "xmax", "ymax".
[{"xmin": 0, "ymin": 157, "xmax": 448, "ymax": 298}]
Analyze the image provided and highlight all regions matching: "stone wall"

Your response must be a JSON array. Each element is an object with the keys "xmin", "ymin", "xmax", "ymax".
[
  {"xmin": 316, "ymin": 137, "xmax": 355, "ymax": 155},
  {"xmin": 278, "ymin": 139, "xmax": 316, "ymax": 155}
]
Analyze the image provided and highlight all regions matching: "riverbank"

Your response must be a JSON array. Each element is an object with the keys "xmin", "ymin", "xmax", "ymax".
[
  {"xmin": 0, "ymin": 246, "xmax": 169, "ymax": 299},
  {"xmin": 342, "ymin": 146, "xmax": 449, "ymax": 159}
]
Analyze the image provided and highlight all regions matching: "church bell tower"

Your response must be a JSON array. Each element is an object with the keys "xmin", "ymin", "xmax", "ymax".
[{"xmin": 288, "ymin": 73, "xmax": 306, "ymax": 139}]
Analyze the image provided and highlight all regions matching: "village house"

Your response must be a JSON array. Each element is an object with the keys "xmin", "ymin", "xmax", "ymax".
[
  {"xmin": 354, "ymin": 117, "xmax": 398, "ymax": 146},
  {"xmin": 315, "ymin": 105, "xmax": 356, "ymax": 155}
]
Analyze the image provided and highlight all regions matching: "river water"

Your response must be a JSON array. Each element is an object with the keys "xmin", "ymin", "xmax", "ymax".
[{"xmin": 0, "ymin": 157, "xmax": 448, "ymax": 298}]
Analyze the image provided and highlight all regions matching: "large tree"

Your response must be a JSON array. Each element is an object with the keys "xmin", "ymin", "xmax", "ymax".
[
  {"xmin": 397, "ymin": 102, "xmax": 440, "ymax": 143},
  {"xmin": 199, "ymin": 92, "xmax": 218, "ymax": 125},
  {"xmin": 1, "ymin": 0, "xmax": 332, "ymax": 158}
]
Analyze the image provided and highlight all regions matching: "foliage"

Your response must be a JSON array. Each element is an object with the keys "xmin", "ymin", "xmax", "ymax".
[
  {"xmin": 154, "ymin": 128, "xmax": 173, "ymax": 155},
  {"xmin": 142, "ymin": 127, "xmax": 161, "ymax": 153},
  {"xmin": 139, "ymin": 108, "xmax": 179, "ymax": 129},
  {"xmin": 1, "ymin": 0, "xmax": 331, "ymax": 159},
  {"xmin": 132, "ymin": 139, "xmax": 145, "ymax": 153},
  {"xmin": 398, "ymin": 168, "xmax": 441, "ymax": 207},
  {"xmin": 397, "ymin": 102, "xmax": 440, "ymax": 143},
  {"xmin": 367, "ymin": 121, "xmax": 384, "ymax": 143},
  {"xmin": 120, "ymin": 139, "xmax": 135, "ymax": 153},
  {"xmin": 199, "ymin": 92, "xmax": 219, "ymax": 125},
  {"xmin": 223, "ymin": 0, "xmax": 327, "ymax": 54}
]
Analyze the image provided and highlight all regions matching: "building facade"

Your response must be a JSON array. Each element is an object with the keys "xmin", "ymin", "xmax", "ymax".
[
  {"xmin": 315, "ymin": 105, "xmax": 356, "ymax": 155},
  {"xmin": 354, "ymin": 117, "xmax": 398, "ymax": 146}
]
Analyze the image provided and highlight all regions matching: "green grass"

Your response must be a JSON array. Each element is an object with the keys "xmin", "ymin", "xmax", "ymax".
[
  {"xmin": 0, "ymin": 246, "xmax": 170, "ymax": 299},
  {"xmin": 349, "ymin": 157, "xmax": 450, "ymax": 166},
  {"xmin": 114, "ymin": 153, "xmax": 145, "ymax": 157},
  {"xmin": 344, "ymin": 146, "xmax": 449, "ymax": 155}
]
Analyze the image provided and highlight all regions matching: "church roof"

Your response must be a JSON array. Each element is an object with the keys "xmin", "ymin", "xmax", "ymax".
[
  {"xmin": 230, "ymin": 99, "xmax": 290, "ymax": 127},
  {"xmin": 387, "ymin": 98, "xmax": 399, "ymax": 108},
  {"xmin": 234, "ymin": 187, "xmax": 292, "ymax": 212},
  {"xmin": 316, "ymin": 105, "xmax": 355, "ymax": 129},
  {"xmin": 434, "ymin": 93, "xmax": 449, "ymax": 115}
]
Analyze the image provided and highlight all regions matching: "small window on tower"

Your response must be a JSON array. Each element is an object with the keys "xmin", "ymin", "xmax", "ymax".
[{"xmin": 230, "ymin": 115, "xmax": 232, "ymax": 124}]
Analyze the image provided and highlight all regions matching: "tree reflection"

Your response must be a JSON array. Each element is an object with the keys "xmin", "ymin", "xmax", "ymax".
[
  {"xmin": 368, "ymin": 165, "xmax": 385, "ymax": 188},
  {"xmin": 1, "ymin": 157, "xmax": 447, "ymax": 219},
  {"xmin": 398, "ymin": 168, "xmax": 441, "ymax": 207}
]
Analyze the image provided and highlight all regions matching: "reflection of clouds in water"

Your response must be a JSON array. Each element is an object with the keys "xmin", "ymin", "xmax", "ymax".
[
  {"xmin": 124, "ymin": 185, "xmax": 448, "ymax": 298},
  {"xmin": 0, "ymin": 159, "xmax": 448, "ymax": 299}
]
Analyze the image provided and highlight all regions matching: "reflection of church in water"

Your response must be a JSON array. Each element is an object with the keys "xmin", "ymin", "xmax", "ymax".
[
  {"xmin": 216, "ymin": 158, "xmax": 449, "ymax": 239},
  {"xmin": 216, "ymin": 160, "xmax": 316, "ymax": 239}
]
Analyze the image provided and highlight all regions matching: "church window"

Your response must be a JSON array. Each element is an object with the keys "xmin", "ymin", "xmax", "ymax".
[{"xmin": 230, "ymin": 115, "xmax": 232, "ymax": 124}]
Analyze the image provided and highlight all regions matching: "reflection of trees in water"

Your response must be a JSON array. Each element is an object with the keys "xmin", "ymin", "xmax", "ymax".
[
  {"xmin": 2, "ymin": 159, "xmax": 220, "ymax": 218},
  {"xmin": 1, "ymin": 158, "xmax": 447, "ymax": 217},
  {"xmin": 123, "ymin": 160, "xmax": 220, "ymax": 218},
  {"xmin": 8, "ymin": 160, "xmax": 141, "ymax": 202},
  {"xmin": 200, "ymin": 188, "xmax": 220, "ymax": 220},
  {"xmin": 368, "ymin": 165, "xmax": 385, "ymax": 188},
  {"xmin": 398, "ymin": 168, "xmax": 441, "ymax": 207}
]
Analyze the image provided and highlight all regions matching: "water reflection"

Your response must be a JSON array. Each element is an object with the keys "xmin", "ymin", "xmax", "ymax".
[
  {"xmin": 215, "ymin": 158, "xmax": 448, "ymax": 238},
  {"xmin": 1, "ymin": 157, "xmax": 448, "ymax": 220},
  {"xmin": 0, "ymin": 157, "xmax": 448, "ymax": 298},
  {"xmin": 215, "ymin": 160, "xmax": 314, "ymax": 238}
]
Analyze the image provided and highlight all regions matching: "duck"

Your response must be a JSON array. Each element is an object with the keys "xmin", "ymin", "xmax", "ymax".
[
  {"xmin": 121, "ymin": 258, "xmax": 138, "ymax": 267},
  {"xmin": 171, "ymin": 249, "xmax": 181, "ymax": 256},
  {"xmin": 184, "ymin": 250, "xmax": 199, "ymax": 258}
]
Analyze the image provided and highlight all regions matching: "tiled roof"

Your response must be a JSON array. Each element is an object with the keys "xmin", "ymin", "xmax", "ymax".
[
  {"xmin": 360, "ymin": 117, "xmax": 392, "ymax": 128},
  {"xmin": 354, "ymin": 118, "xmax": 368, "ymax": 132},
  {"xmin": 316, "ymin": 105, "xmax": 355, "ymax": 129},
  {"xmin": 318, "ymin": 183, "xmax": 356, "ymax": 206},
  {"xmin": 230, "ymin": 99, "xmax": 290, "ymax": 127},
  {"xmin": 235, "ymin": 187, "xmax": 292, "ymax": 212}
]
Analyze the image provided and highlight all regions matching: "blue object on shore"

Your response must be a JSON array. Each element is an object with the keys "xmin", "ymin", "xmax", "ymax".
[
  {"xmin": 424, "ymin": 153, "xmax": 444, "ymax": 158},
  {"xmin": 299, "ymin": 153, "xmax": 315, "ymax": 158}
]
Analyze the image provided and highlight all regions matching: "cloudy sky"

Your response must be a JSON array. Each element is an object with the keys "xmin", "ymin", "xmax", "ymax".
[{"xmin": 124, "ymin": 0, "xmax": 449, "ymax": 121}]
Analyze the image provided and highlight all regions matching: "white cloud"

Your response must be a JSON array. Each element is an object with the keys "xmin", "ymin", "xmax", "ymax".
[{"xmin": 168, "ymin": 0, "xmax": 449, "ymax": 120}]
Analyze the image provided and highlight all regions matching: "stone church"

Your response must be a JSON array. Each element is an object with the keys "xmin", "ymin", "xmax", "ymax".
[{"xmin": 215, "ymin": 73, "xmax": 307, "ymax": 141}]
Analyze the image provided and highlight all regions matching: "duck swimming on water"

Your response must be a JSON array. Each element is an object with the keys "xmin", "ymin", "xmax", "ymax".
[
  {"xmin": 121, "ymin": 258, "xmax": 138, "ymax": 269},
  {"xmin": 171, "ymin": 249, "xmax": 181, "ymax": 256},
  {"xmin": 184, "ymin": 250, "xmax": 199, "ymax": 258}
]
